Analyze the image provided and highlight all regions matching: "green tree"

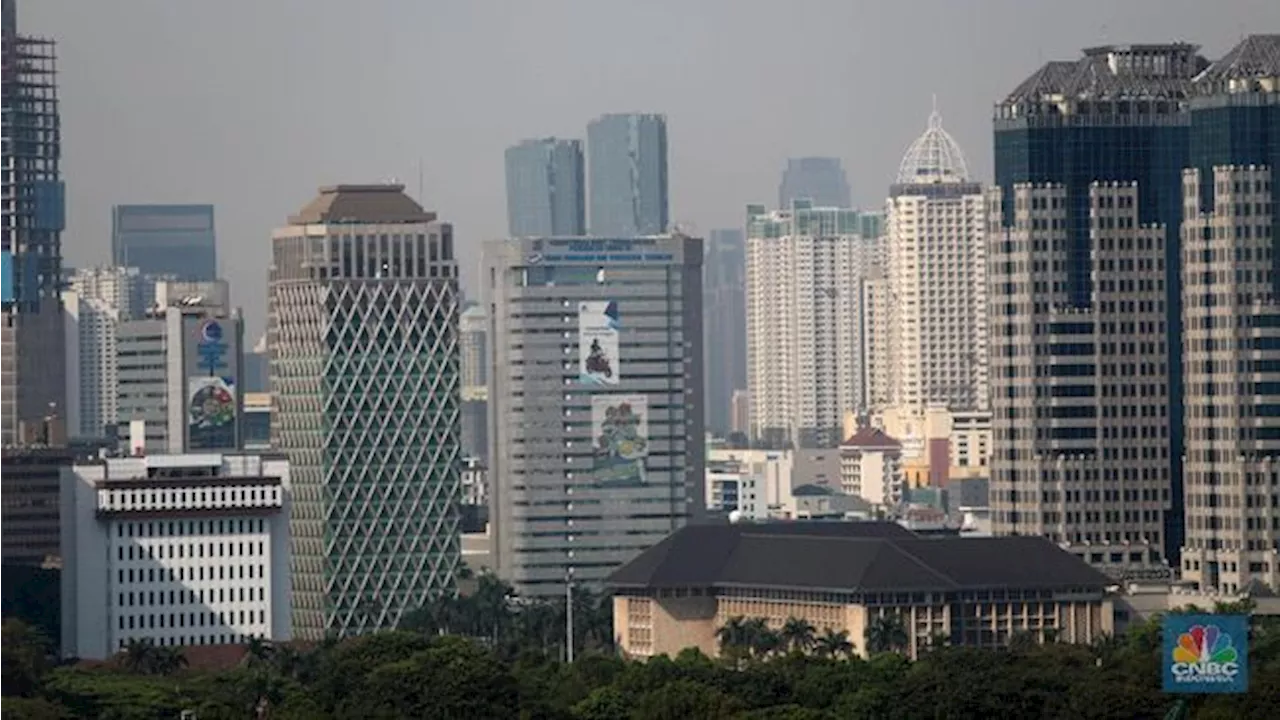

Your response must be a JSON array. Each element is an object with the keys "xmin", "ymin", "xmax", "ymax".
[
  {"xmin": 571, "ymin": 686, "xmax": 630, "ymax": 720},
  {"xmin": 716, "ymin": 616, "xmax": 750, "ymax": 665},
  {"xmin": 1, "ymin": 619, "xmax": 53, "ymax": 698},
  {"xmin": 780, "ymin": 618, "xmax": 817, "ymax": 654},
  {"xmin": 813, "ymin": 629, "xmax": 854, "ymax": 659},
  {"xmin": 632, "ymin": 678, "xmax": 741, "ymax": 720},
  {"xmin": 864, "ymin": 613, "xmax": 909, "ymax": 655}
]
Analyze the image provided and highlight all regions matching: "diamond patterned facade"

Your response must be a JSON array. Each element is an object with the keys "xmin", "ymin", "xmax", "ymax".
[{"xmin": 268, "ymin": 185, "xmax": 461, "ymax": 639}]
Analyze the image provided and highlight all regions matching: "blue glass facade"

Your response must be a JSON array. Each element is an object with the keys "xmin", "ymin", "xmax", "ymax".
[
  {"xmin": 504, "ymin": 138, "xmax": 585, "ymax": 237},
  {"xmin": 112, "ymin": 204, "xmax": 217, "ymax": 281},
  {"xmin": 587, "ymin": 113, "xmax": 669, "ymax": 236},
  {"xmin": 778, "ymin": 156, "xmax": 852, "ymax": 209}
]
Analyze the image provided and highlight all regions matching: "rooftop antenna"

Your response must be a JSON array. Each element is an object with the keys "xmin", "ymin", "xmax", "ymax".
[{"xmin": 418, "ymin": 158, "xmax": 424, "ymax": 202}]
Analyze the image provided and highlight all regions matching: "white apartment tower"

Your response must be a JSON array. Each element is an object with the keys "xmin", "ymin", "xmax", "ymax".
[
  {"xmin": 60, "ymin": 453, "xmax": 292, "ymax": 660},
  {"xmin": 883, "ymin": 110, "xmax": 989, "ymax": 413},
  {"xmin": 745, "ymin": 201, "xmax": 883, "ymax": 448}
]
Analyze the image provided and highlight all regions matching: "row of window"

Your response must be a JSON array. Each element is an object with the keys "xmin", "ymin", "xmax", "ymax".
[
  {"xmin": 116, "ymin": 563, "xmax": 265, "ymax": 584},
  {"xmin": 117, "ymin": 585, "xmax": 266, "ymax": 608},
  {"xmin": 117, "ymin": 608, "xmax": 266, "ymax": 631},
  {"xmin": 115, "ymin": 518, "xmax": 269, "ymax": 538}
]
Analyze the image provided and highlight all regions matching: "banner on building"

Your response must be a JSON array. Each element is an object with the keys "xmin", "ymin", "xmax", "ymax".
[
  {"xmin": 188, "ymin": 376, "xmax": 237, "ymax": 450},
  {"xmin": 1162, "ymin": 613, "xmax": 1249, "ymax": 694},
  {"xmin": 591, "ymin": 394, "xmax": 648, "ymax": 487},
  {"xmin": 579, "ymin": 300, "xmax": 620, "ymax": 385}
]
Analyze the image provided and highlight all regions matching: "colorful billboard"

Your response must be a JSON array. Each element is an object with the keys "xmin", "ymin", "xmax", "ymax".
[
  {"xmin": 188, "ymin": 376, "xmax": 237, "ymax": 449},
  {"xmin": 1162, "ymin": 613, "xmax": 1249, "ymax": 694},
  {"xmin": 182, "ymin": 316, "xmax": 240, "ymax": 451},
  {"xmin": 591, "ymin": 394, "xmax": 648, "ymax": 487},
  {"xmin": 579, "ymin": 300, "xmax": 620, "ymax": 385}
]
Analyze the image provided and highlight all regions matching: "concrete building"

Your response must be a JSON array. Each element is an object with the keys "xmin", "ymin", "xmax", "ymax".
[
  {"xmin": 703, "ymin": 228, "xmax": 747, "ymax": 437},
  {"xmin": 112, "ymin": 204, "xmax": 217, "ymax": 281},
  {"xmin": 115, "ymin": 299, "xmax": 244, "ymax": 454},
  {"xmin": 268, "ymin": 184, "xmax": 462, "ymax": 638},
  {"xmin": 875, "ymin": 404, "xmax": 992, "ymax": 487},
  {"xmin": 60, "ymin": 453, "xmax": 292, "ymax": 660},
  {"xmin": 587, "ymin": 113, "xmax": 669, "ymax": 236},
  {"xmin": 66, "ymin": 265, "xmax": 152, "ymax": 319},
  {"xmin": 504, "ymin": 137, "xmax": 585, "ymax": 237},
  {"xmin": 883, "ymin": 109, "xmax": 988, "ymax": 413},
  {"xmin": 705, "ymin": 457, "xmax": 767, "ymax": 520},
  {"xmin": 459, "ymin": 303, "xmax": 488, "ymax": 401},
  {"xmin": 609, "ymin": 523, "xmax": 1115, "ymax": 660},
  {"xmin": 2, "ymin": 0, "xmax": 66, "ymax": 445},
  {"xmin": 1, "ymin": 443, "xmax": 76, "ymax": 566},
  {"xmin": 1178, "ymin": 35, "xmax": 1280, "ymax": 595},
  {"xmin": 745, "ymin": 201, "xmax": 882, "ymax": 448},
  {"xmin": 484, "ymin": 234, "xmax": 703, "ymax": 597},
  {"xmin": 241, "ymin": 392, "xmax": 270, "ymax": 451},
  {"xmin": 778, "ymin": 156, "xmax": 852, "ymax": 209},
  {"xmin": 705, "ymin": 446, "xmax": 842, "ymax": 519},
  {"xmin": 991, "ymin": 43, "xmax": 1208, "ymax": 571},
  {"xmin": 839, "ymin": 427, "xmax": 904, "ymax": 510}
]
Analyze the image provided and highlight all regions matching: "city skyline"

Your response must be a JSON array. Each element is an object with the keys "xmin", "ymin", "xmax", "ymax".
[{"xmin": 23, "ymin": 0, "xmax": 1279, "ymax": 338}]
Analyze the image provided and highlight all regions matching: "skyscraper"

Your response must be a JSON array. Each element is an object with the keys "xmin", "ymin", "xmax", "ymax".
[
  {"xmin": 587, "ymin": 113, "xmax": 669, "ymax": 236},
  {"xmin": 504, "ymin": 138, "xmax": 585, "ymax": 237},
  {"xmin": 112, "ymin": 204, "xmax": 217, "ymax": 281},
  {"xmin": 703, "ymin": 228, "xmax": 747, "ymax": 437},
  {"xmin": 268, "ymin": 184, "xmax": 461, "ymax": 637},
  {"xmin": 2, "ymin": 0, "xmax": 66, "ymax": 444},
  {"xmin": 989, "ymin": 43, "xmax": 1207, "ymax": 574},
  {"xmin": 485, "ymin": 234, "xmax": 704, "ymax": 597},
  {"xmin": 883, "ymin": 110, "xmax": 988, "ymax": 413},
  {"xmin": 746, "ymin": 200, "xmax": 882, "ymax": 448},
  {"xmin": 1179, "ymin": 35, "xmax": 1280, "ymax": 594},
  {"xmin": 778, "ymin": 157, "xmax": 852, "ymax": 209}
]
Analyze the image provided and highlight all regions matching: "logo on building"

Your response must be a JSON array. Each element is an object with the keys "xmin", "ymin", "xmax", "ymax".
[
  {"xmin": 1163, "ymin": 614, "xmax": 1249, "ymax": 694},
  {"xmin": 199, "ymin": 319, "xmax": 224, "ymax": 343},
  {"xmin": 196, "ymin": 319, "xmax": 228, "ymax": 375}
]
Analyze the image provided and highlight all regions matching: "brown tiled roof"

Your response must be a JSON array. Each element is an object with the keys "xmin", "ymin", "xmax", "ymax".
[
  {"xmin": 841, "ymin": 427, "xmax": 901, "ymax": 449},
  {"xmin": 288, "ymin": 184, "xmax": 436, "ymax": 225}
]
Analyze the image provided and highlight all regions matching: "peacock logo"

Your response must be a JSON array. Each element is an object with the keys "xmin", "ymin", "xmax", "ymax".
[{"xmin": 1170, "ymin": 624, "xmax": 1240, "ymax": 684}]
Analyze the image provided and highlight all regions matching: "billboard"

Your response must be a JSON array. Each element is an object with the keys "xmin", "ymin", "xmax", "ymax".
[
  {"xmin": 0, "ymin": 251, "xmax": 12, "ymax": 304},
  {"xmin": 579, "ymin": 300, "xmax": 620, "ymax": 385},
  {"xmin": 591, "ymin": 395, "xmax": 648, "ymax": 487},
  {"xmin": 183, "ymin": 316, "xmax": 240, "ymax": 451},
  {"xmin": 1162, "ymin": 613, "xmax": 1249, "ymax": 694}
]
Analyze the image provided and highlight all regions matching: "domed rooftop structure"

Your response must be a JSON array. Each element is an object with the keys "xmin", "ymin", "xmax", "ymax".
[{"xmin": 896, "ymin": 105, "xmax": 969, "ymax": 184}]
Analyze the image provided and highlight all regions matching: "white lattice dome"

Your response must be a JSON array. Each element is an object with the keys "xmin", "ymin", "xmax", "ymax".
[{"xmin": 896, "ymin": 109, "xmax": 969, "ymax": 184}]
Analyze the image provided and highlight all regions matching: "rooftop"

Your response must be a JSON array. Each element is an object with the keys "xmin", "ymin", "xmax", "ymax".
[
  {"xmin": 842, "ymin": 426, "xmax": 902, "ymax": 450},
  {"xmin": 896, "ymin": 108, "xmax": 969, "ymax": 184},
  {"xmin": 609, "ymin": 523, "xmax": 1110, "ymax": 593},
  {"xmin": 287, "ymin": 184, "xmax": 437, "ymax": 226},
  {"xmin": 1001, "ymin": 43, "xmax": 1208, "ymax": 105},
  {"xmin": 1194, "ymin": 34, "xmax": 1280, "ymax": 93}
]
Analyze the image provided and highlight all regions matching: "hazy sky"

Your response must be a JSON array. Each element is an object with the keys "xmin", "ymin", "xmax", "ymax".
[{"xmin": 23, "ymin": 0, "xmax": 1280, "ymax": 339}]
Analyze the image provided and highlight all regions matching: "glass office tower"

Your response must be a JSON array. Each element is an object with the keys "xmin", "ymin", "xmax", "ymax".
[
  {"xmin": 990, "ymin": 43, "xmax": 1209, "ymax": 571},
  {"xmin": 112, "ymin": 204, "xmax": 217, "ymax": 281},
  {"xmin": 778, "ymin": 157, "xmax": 852, "ymax": 209},
  {"xmin": 504, "ymin": 138, "xmax": 585, "ymax": 237},
  {"xmin": 587, "ymin": 113, "xmax": 669, "ymax": 236}
]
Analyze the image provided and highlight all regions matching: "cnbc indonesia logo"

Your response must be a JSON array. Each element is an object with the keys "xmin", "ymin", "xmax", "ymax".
[{"xmin": 1170, "ymin": 624, "xmax": 1240, "ymax": 685}]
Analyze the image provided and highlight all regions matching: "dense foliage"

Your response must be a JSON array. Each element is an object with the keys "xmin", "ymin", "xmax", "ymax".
[{"xmin": 3, "ymin": 592, "xmax": 1279, "ymax": 719}]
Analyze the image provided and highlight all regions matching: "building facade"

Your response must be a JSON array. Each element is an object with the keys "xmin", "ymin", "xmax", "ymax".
[
  {"xmin": 459, "ymin": 303, "xmax": 488, "ymax": 401},
  {"xmin": 840, "ymin": 427, "xmax": 904, "ymax": 509},
  {"xmin": 1, "ymin": 444, "xmax": 75, "ymax": 566},
  {"xmin": 991, "ymin": 44, "xmax": 1206, "ymax": 570},
  {"xmin": 504, "ymin": 137, "xmax": 585, "ymax": 237},
  {"xmin": 60, "ymin": 453, "xmax": 292, "ymax": 660},
  {"xmin": 1179, "ymin": 36, "xmax": 1280, "ymax": 594},
  {"xmin": 745, "ymin": 201, "xmax": 881, "ymax": 448},
  {"xmin": 778, "ymin": 156, "xmax": 852, "ymax": 209},
  {"xmin": 703, "ymin": 228, "xmax": 747, "ymax": 437},
  {"xmin": 111, "ymin": 204, "xmax": 217, "ymax": 281},
  {"xmin": 587, "ymin": 113, "xmax": 669, "ymax": 236},
  {"xmin": 2, "ymin": 0, "xmax": 66, "ymax": 445},
  {"xmin": 884, "ymin": 110, "xmax": 989, "ymax": 413},
  {"xmin": 268, "ymin": 184, "xmax": 462, "ymax": 637},
  {"xmin": 484, "ymin": 234, "xmax": 704, "ymax": 597},
  {"xmin": 116, "ymin": 302, "xmax": 244, "ymax": 454}
]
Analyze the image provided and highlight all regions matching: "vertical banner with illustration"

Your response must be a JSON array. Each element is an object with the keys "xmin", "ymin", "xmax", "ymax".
[
  {"xmin": 184, "ymin": 317, "xmax": 240, "ymax": 451},
  {"xmin": 591, "ymin": 395, "xmax": 649, "ymax": 487},
  {"xmin": 579, "ymin": 300, "xmax": 620, "ymax": 385}
]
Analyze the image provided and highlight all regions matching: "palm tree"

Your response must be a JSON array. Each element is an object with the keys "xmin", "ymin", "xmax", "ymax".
[
  {"xmin": 716, "ymin": 616, "xmax": 750, "ymax": 664},
  {"xmin": 780, "ymin": 617, "xmax": 817, "ymax": 654},
  {"xmin": 149, "ymin": 646, "xmax": 188, "ymax": 675},
  {"xmin": 120, "ymin": 639, "xmax": 157, "ymax": 673},
  {"xmin": 864, "ymin": 613, "xmax": 910, "ymax": 655},
  {"xmin": 739, "ymin": 618, "xmax": 776, "ymax": 659},
  {"xmin": 814, "ymin": 629, "xmax": 855, "ymax": 659},
  {"xmin": 927, "ymin": 632, "xmax": 950, "ymax": 651},
  {"xmin": 243, "ymin": 636, "xmax": 275, "ymax": 668}
]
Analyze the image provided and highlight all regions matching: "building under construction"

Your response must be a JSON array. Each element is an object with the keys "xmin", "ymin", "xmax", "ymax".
[{"xmin": 2, "ymin": 0, "xmax": 67, "ymax": 443}]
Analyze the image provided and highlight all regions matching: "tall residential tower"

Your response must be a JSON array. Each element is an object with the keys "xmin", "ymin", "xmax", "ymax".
[
  {"xmin": 268, "ymin": 185, "xmax": 462, "ymax": 637},
  {"xmin": 485, "ymin": 234, "xmax": 704, "ymax": 597}
]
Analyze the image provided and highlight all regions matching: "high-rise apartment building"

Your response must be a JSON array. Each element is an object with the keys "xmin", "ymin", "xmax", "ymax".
[
  {"xmin": 2, "ymin": 0, "xmax": 66, "ymax": 444},
  {"xmin": 112, "ymin": 205, "xmax": 217, "ymax": 281},
  {"xmin": 587, "ymin": 113, "xmax": 669, "ymax": 236},
  {"xmin": 62, "ymin": 267, "xmax": 153, "ymax": 438},
  {"xmin": 703, "ymin": 228, "xmax": 747, "ymax": 436},
  {"xmin": 459, "ymin": 303, "xmax": 488, "ymax": 400},
  {"xmin": 778, "ymin": 157, "xmax": 852, "ymax": 209},
  {"xmin": 505, "ymin": 138, "xmax": 585, "ymax": 237},
  {"xmin": 484, "ymin": 234, "xmax": 704, "ymax": 597},
  {"xmin": 745, "ymin": 200, "xmax": 882, "ymax": 448},
  {"xmin": 60, "ymin": 453, "xmax": 293, "ymax": 659},
  {"xmin": 990, "ymin": 43, "xmax": 1207, "ymax": 571},
  {"xmin": 268, "ymin": 184, "xmax": 461, "ymax": 637},
  {"xmin": 1179, "ymin": 35, "xmax": 1280, "ymax": 594},
  {"xmin": 883, "ymin": 110, "xmax": 988, "ymax": 413}
]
